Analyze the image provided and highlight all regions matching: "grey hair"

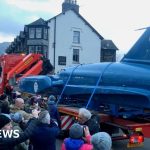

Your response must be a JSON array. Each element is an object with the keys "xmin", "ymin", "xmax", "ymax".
[
  {"xmin": 79, "ymin": 108, "xmax": 92, "ymax": 120},
  {"xmin": 38, "ymin": 110, "xmax": 50, "ymax": 124}
]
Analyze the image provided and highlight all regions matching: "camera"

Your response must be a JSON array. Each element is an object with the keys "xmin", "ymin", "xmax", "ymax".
[
  {"xmin": 81, "ymin": 125, "xmax": 87, "ymax": 137},
  {"xmin": 82, "ymin": 125, "xmax": 87, "ymax": 130}
]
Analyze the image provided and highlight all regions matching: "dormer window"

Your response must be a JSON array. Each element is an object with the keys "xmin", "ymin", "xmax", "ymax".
[
  {"xmin": 29, "ymin": 28, "xmax": 35, "ymax": 39},
  {"xmin": 36, "ymin": 28, "xmax": 42, "ymax": 38},
  {"xmin": 29, "ymin": 28, "xmax": 42, "ymax": 39},
  {"xmin": 44, "ymin": 28, "xmax": 48, "ymax": 39}
]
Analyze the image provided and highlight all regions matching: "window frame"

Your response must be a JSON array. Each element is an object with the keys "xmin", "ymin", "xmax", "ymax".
[
  {"xmin": 73, "ymin": 31, "xmax": 80, "ymax": 44},
  {"xmin": 35, "ymin": 46, "xmax": 42, "ymax": 54},
  {"xmin": 29, "ymin": 46, "xmax": 35, "ymax": 53},
  {"xmin": 36, "ymin": 28, "xmax": 42, "ymax": 39},
  {"xmin": 58, "ymin": 56, "xmax": 66, "ymax": 66},
  {"xmin": 43, "ymin": 28, "xmax": 48, "ymax": 40},
  {"xmin": 73, "ymin": 48, "xmax": 79, "ymax": 63},
  {"xmin": 29, "ymin": 28, "xmax": 35, "ymax": 39}
]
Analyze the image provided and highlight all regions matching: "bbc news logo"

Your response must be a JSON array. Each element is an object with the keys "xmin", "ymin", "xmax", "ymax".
[{"xmin": 0, "ymin": 130, "xmax": 19, "ymax": 138}]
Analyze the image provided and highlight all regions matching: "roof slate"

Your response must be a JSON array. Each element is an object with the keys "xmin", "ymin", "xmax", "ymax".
[
  {"xmin": 27, "ymin": 18, "xmax": 47, "ymax": 26},
  {"xmin": 101, "ymin": 39, "xmax": 118, "ymax": 50}
]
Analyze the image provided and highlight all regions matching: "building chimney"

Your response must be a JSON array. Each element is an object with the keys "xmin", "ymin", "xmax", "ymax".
[{"xmin": 62, "ymin": 0, "xmax": 79, "ymax": 13}]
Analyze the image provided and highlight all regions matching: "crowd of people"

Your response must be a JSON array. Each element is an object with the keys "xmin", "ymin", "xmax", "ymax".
[{"xmin": 0, "ymin": 91, "xmax": 112, "ymax": 150}]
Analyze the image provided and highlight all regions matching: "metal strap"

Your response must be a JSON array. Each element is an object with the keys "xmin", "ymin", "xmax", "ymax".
[
  {"xmin": 86, "ymin": 63, "xmax": 112, "ymax": 109},
  {"xmin": 56, "ymin": 64, "xmax": 82, "ymax": 105}
]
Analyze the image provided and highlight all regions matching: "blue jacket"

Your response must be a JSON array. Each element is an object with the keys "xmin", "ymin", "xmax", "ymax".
[
  {"xmin": 30, "ymin": 121, "xmax": 60, "ymax": 150},
  {"xmin": 64, "ymin": 138, "xmax": 84, "ymax": 150}
]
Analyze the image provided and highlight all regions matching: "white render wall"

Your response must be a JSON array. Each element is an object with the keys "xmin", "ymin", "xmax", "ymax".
[{"xmin": 48, "ymin": 10, "xmax": 101, "ymax": 73}]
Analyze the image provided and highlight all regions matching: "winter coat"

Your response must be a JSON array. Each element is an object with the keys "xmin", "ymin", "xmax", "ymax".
[
  {"xmin": 30, "ymin": 120, "xmax": 60, "ymax": 150},
  {"xmin": 12, "ymin": 122, "xmax": 28, "ymax": 150},
  {"xmin": 48, "ymin": 101, "xmax": 61, "ymax": 128},
  {"xmin": 0, "ymin": 118, "xmax": 39, "ymax": 150},
  {"xmin": 0, "ymin": 99, "xmax": 10, "ymax": 114},
  {"xmin": 84, "ymin": 115, "xmax": 100, "ymax": 135},
  {"xmin": 61, "ymin": 135, "xmax": 93, "ymax": 150},
  {"xmin": 10, "ymin": 105, "xmax": 33, "ymax": 121}
]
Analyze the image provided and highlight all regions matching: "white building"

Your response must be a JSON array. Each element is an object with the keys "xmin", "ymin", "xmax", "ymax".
[
  {"xmin": 48, "ymin": 0, "xmax": 104, "ymax": 73},
  {"xmin": 8, "ymin": 0, "xmax": 118, "ymax": 73}
]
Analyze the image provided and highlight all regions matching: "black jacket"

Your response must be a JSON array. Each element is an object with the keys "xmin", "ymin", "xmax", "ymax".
[
  {"xmin": 0, "ymin": 100, "xmax": 10, "ymax": 114},
  {"xmin": 84, "ymin": 115, "xmax": 100, "ymax": 135},
  {"xmin": 0, "ymin": 118, "xmax": 39, "ymax": 150}
]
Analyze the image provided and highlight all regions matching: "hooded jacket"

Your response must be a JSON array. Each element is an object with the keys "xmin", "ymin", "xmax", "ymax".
[{"xmin": 61, "ymin": 135, "xmax": 92, "ymax": 150}]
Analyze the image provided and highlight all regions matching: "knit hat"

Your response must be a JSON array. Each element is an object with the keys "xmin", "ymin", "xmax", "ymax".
[
  {"xmin": 0, "ymin": 114, "xmax": 11, "ymax": 129},
  {"xmin": 48, "ymin": 95, "xmax": 56, "ymax": 105},
  {"xmin": 48, "ymin": 95, "xmax": 56, "ymax": 101},
  {"xmin": 91, "ymin": 132, "xmax": 112, "ymax": 150},
  {"xmin": 69, "ymin": 123, "xmax": 83, "ymax": 139},
  {"xmin": 11, "ymin": 112, "xmax": 22, "ymax": 123}
]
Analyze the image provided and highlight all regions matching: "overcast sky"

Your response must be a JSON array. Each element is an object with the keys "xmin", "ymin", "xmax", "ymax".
[{"xmin": 0, "ymin": 0, "xmax": 150, "ymax": 54}]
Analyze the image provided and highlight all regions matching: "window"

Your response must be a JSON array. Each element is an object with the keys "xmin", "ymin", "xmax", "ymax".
[
  {"xmin": 73, "ymin": 31, "xmax": 80, "ymax": 44},
  {"xmin": 29, "ymin": 46, "xmax": 35, "ymax": 53},
  {"xmin": 43, "ymin": 46, "xmax": 48, "ymax": 58},
  {"xmin": 44, "ymin": 28, "xmax": 48, "ymax": 39},
  {"xmin": 73, "ymin": 49, "xmax": 79, "ymax": 63},
  {"xmin": 35, "ymin": 46, "xmax": 42, "ymax": 54},
  {"xmin": 101, "ymin": 49, "xmax": 116, "ymax": 62},
  {"xmin": 29, "ymin": 28, "xmax": 35, "ymax": 39},
  {"xmin": 36, "ymin": 28, "xmax": 42, "ymax": 38},
  {"xmin": 29, "ymin": 46, "xmax": 43, "ymax": 54},
  {"xmin": 58, "ymin": 56, "xmax": 66, "ymax": 65}
]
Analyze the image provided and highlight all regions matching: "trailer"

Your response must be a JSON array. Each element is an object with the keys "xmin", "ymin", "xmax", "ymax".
[
  {"xmin": 18, "ymin": 27, "xmax": 150, "ymax": 148},
  {"xmin": 58, "ymin": 105, "xmax": 150, "ymax": 148},
  {"xmin": 19, "ymin": 72, "xmax": 150, "ymax": 148}
]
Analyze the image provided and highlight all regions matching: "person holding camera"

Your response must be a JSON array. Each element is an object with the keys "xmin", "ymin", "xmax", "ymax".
[
  {"xmin": 61, "ymin": 123, "xmax": 93, "ymax": 150},
  {"xmin": 78, "ymin": 108, "xmax": 100, "ymax": 135}
]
